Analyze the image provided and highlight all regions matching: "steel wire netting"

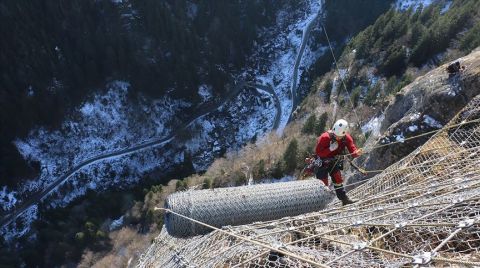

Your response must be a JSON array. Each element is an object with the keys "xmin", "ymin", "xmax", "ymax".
[
  {"xmin": 164, "ymin": 179, "xmax": 334, "ymax": 237},
  {"xmin": 137, "ymin": 95, "xmax": 480, "ymax": 267}
]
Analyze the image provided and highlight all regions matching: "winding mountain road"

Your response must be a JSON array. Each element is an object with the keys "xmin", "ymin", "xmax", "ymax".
[
  {"xmin": 1, "ymin": 81, "xmax": 279, "ymax": 229},
  {"xmin": 246, "ymin": 83, "xmax": 282, "ymax": 130},
  {"xmin": 287, "ymin": 5, "xmax": 321, "ymax": 123},
  {"xmin": 2, "ymin": 2, "xmax": 321, "ymax": 232}
]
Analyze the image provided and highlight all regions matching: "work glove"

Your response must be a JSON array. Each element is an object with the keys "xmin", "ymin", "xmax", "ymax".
[{"xmin": 354, "ymin": 148, "xmax": 363, "ymax": 157}]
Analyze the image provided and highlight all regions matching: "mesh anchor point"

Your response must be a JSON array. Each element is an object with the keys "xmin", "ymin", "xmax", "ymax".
[
  {"xmin": 271, "ymin": 241, "xmax": 285, "ymax": 250},
  {"xmin": 266, "ymin": 223, "xmax": 276, "ymax": 229},
  {"xmin": 453, "ymin": 197, "xmax": 465, "ymax": 204},
  {"xmin": 353, "ymin": 220, "xmax": 363, "ymax": 227},
  {"xmin": 352, "ymin": 242, "xmax": 367, "ymax": 251},
  {"xmin": 457, "ymin": 219, "xmax": 475, "ymax": 228},
  {"xmin": 412, "ymin": 252, "xmax": 432, "ymax": 265},
  {"xmin": 408, "ymin": 202, "xmax": 419, "ymax": 208}
]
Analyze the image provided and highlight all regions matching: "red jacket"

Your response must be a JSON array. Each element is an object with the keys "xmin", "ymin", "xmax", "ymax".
[{"xmin": 315, "ymin": 131, "xmax": 359, "ymax": 159}]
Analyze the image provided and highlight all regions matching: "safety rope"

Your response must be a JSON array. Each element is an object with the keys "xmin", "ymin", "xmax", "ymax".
[
  {"xmin": 319, "ymin": 22, "xmax": 387, "ymax": 179},
  {"xmin": 339, "ymin": 117, "xmax": 480, "ymax": 173},
  {"xmin": 321, "ymin": 24, "xmax": 368, "ymax": 143},
  {"xmin": 231, "ymin": 178, "xmax": 480, "ymax": 267},
  {"xmin": 343, "ymin": 117, "xmax": 480, "ymax": 157},
  {"xmin": 154, "ymin": 207, "xmax": 330, "ymax": 268},
  {"xmin": 319, "ymin": 22, "xmax": 480, "ymax": 177}
]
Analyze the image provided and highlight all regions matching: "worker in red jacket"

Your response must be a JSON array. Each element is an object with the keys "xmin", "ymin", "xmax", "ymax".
[{"xmin": 315, "ymin": 119, "xmax": 362, "ymax": 205}]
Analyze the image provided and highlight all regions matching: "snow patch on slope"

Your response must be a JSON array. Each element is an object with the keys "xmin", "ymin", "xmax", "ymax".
[
  {"xmin": 0, "ymin": 187, "xmax": 17, "ymax": 211},
  {"xmin": 12, "ymin": 81, "xmax": 188, "ymax": 199},
  {"xmin": 1, "ymin": 205, "xmax": 38, "ymax": 241},
  {"xmin": 423, "ymin": 115, "xmax": 443, "ymax": 128},
  {"xmin": 441, "ymin": 1, "xmax": 452, "ymax": 14},
  {"xmin": 109, "ymin": 216, "xmax": 124, "ymax": 231},
  {"xmin": 198, "ymin": 84, "xmax": 213, "ymax": 103},
  {"xmin": 185, "ymin": 87, "xmax": 276, "ymax": 171},
  {"xmin": 361, "ymin": 115, "xmax": 385, "ymax": 137},
  {"xmin": 408, "ymin": 125, "xmax": 419, "ymax": 132},
  {"xmin": 247, "ymin": 0, "xmax": 323, "ymax": 134},
  {"xmin": 395, "ymin": 0, "xmax": 434, "ymax": 10}
]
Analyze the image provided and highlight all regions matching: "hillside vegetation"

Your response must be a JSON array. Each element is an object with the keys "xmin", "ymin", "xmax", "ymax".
[
  {"xmin": 140, "ymin": 0, "xmax": 480, "ymax": 204},
  {"xmin": 336, "ymin": 0, "xmax": 480, "ymax": 103},
  {"xmin": 89, "ymin": 2, "xmax": 480, "ymax": 266},
  {"xmin": 0, "ymin": 0, "xmax": 283, "ymax": 187},
  {"xmin": 3, "ymin": 1, "xmax": 480, "ymax": 267},
  {"xmin": 163, "ymin": 0, "xmax": 480, "ymax": 201}
]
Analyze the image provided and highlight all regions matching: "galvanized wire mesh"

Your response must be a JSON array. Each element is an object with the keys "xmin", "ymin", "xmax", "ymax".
[
  {"xmin": 165, "ymin": 179, "xmax": 334, "ymax": 237},
  {"xmin": 137, "ymin": 95, "xmax": 480, "ymax": 267}
]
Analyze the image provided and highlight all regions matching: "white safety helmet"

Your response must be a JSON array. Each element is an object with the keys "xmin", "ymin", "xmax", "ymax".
[{"xmin": 332, "ymin": 119, "xmax": 349, "ymax": 137}]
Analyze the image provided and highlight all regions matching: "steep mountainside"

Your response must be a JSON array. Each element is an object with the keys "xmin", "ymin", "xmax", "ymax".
[
  {"xmin": 138, "ymin": 92, "xmax": 480, "ymax": 267},
  {"xmin": 134, "ymin": 1, "xmax": 480, "ymax": 266},
  {"xmin": 0, "ymin": 0, "xmax": 284, "ymax": 187},
  {"xmin": 353, "ymin": 48, "xmax": 480, "ymax": 185},
  {"xmin": 0, "ymin": 1, "xmax": 399, "ymax": 267},
  {"xmin": 4, "ymin": 0, "xmax": 480, "ymax": 267}
]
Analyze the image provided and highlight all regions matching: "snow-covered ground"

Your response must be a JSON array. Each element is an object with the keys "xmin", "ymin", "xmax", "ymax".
[
  {"xmin": 361, "ymin": 115, "xmax": 385, "ymax": 137},
  {"xmin": 380, "ymin": 113, "xmax": 444, "ymax": 145},
  {"xmin": 0, "ymin": 187, "xmax": 17, "ymax": 212},
  {"xmin": 8, "ymin": 81, "xmax": 188, "ymax": 209},
  {"xmin": 1, "ymin": 80, "xmax": 277, "ymax": 239},
  {"xmin": 395, "ymin": 0, "xmax": 434, "ymax": 10},
  {"xmin": 198, "ymin": 84, "xmax": 213, "ymax": 103},
  {"xmin": 1, "ymin": 0, "xmax": 328, "ymax": 240},
  {"xmin": 185, "ymin": 87, "xmax": 276, "ymax": 170},
  {"xmin": 255, "ymin": 175, "xmax": 296, "ymax": 184},
  {"xmin": 109, "ymin": 215, "xmax": 124, "ymax": 231},
  {"xmin": 423, "ymin": 114, "xmax": 443, "ymax": 128},
  {"xmin": 245, "ymin": 0, "xmax": 324, "ymax": 134}
]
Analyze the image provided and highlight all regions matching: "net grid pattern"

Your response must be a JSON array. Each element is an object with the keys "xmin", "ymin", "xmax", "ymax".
[
  {"xmin": 164, "ymin": 179, "xmax": 335, "ymax": 237},
  {"xmin": 137, "ymin": 96, "xmax": 480, "ymax": 267}
]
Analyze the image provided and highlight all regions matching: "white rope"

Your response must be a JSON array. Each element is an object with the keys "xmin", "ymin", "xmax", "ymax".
[
  {"xmin": 155, "ymin": 207, "xmax": 331, "ymax": 268},
  {"xmin": 138, "ymin": 95, "xmax": 480, "ymax": 267}
]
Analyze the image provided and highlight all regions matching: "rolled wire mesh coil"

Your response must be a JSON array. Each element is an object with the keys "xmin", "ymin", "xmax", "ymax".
[{"xmin": 164, "ymin": 179, "xmax": 332, "ymax": 237}]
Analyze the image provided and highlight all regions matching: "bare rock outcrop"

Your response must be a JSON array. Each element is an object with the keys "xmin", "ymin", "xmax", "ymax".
[{"xmin": 351, "ymin": 48, "xmax": 480, "ymax": 186}]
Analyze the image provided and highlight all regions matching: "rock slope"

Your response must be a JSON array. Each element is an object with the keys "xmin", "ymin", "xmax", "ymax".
[{"xmin": 355, "ymin": 48, "xmax": 480, "ymax": 184}]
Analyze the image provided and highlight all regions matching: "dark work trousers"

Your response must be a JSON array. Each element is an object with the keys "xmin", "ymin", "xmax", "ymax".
[{"xmin": 315, "ymin": 158, "xmax": 347, "ymax": 200}]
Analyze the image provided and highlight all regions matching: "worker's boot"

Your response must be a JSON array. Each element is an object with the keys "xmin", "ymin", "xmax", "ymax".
[
  {"xmin": 335, "ymin": 187, "xmax": 356, "ymax": 206},
  {"xmin": 331, "ymin": 171, "xmax": 356, "ymax": 206},
  {"xmin": 341, "ymin": 196, "xmax": 357, "ymax": 206}
]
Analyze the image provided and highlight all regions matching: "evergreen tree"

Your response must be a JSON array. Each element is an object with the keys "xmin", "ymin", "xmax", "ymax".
[
  {"xmin": 315, "ymin": 113, "xmax": 329, "ymax": 136},
  {"xmin": 302, "ymin": 114, "xmax": 317, "ymax": 134},
  {"xmin": 271, "ymin": 160, "xmax": 285, "ymax": 179},
  {"xmin": 351, "ymin": 87, "xmax": 362, "ymax": 107},
  {"xmin": 202, "ymin": 178, "xmax": 212, "ymax": 189},
  {"xmin": 283, "ymin": 138, "xmax": 299, "ymax": 173}
]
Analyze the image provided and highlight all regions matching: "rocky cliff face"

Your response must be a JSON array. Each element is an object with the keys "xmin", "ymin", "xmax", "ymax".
[{"xmin": 351, "ymin": 48, "xmax": 480, "ymax": 185}]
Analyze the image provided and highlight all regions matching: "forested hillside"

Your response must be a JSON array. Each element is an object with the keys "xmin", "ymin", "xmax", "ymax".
[
  {"xmin": 332, "ymin": 0, "xmax": 480, "ymax": 104},
  {"xmin": 0, "ymin": 0, "xmax": 282, "ymax": 187},
  {"xmin": 6, "ymin": 1, "xmax": 479, "ymax": 267},
  {"xmin": 154, "ymin": 0, "xmax": 480, "ymax": 203},
  {"xmin": 0, "ymin": 1, "xmax": 400, "ymax": 266}
]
